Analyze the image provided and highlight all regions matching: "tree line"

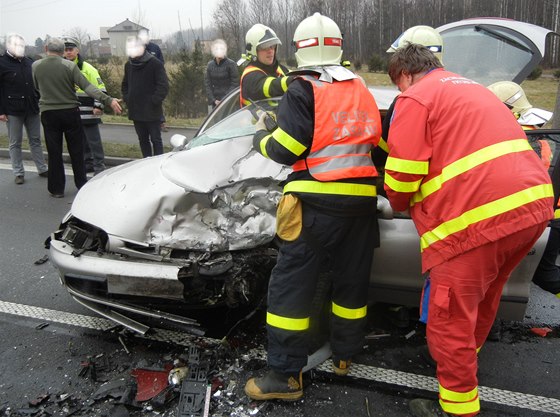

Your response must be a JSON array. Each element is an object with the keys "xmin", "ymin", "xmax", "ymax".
[{"xmin": 211, "ymin": 0, "xmax": 560, "ymax": 67}]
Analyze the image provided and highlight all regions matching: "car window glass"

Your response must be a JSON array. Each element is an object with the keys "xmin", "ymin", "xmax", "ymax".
[
  {"xmin": 200, "ymin": 89, "xmax": 241, "ymax": 133},
  {"xmin": 441, "ymin": 25, "xmax": 537, "ymax": 86},
  {"xmin": 188, "ymin": 100, "xmax": 279, "ymax": 149}
]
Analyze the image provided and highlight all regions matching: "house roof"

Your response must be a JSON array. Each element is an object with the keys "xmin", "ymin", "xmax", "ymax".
[{"xmin": 107, "ymin": 18, "xmax": 148, "ymax": 33}]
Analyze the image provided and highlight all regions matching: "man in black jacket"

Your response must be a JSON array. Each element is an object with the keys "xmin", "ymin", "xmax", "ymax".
[
  {"xmin": 0, "ymin": 33, "xmax": 48, "ymax": 184},
  {"xmin": 122, "ymin": 36, "xmax": 169, "ymax": 157},
  {"xmin": 205, "ymin": 39, "xmax": 238, "ymax": 113}
]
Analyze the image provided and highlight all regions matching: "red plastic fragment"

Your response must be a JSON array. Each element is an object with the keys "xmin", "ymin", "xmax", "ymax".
[
  {"xmin": 131, "ymin": 368, "xmax": 170, "ymax": 401},
  {"xmin": 530, "ymin": 327, "xmax": 553, "ymax": 337}
]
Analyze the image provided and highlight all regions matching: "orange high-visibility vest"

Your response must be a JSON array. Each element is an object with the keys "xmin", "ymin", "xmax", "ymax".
[
  {"xmin": 239, "ymin": 64, "xmax": 286, "ymax": 107},
  {"xmin": 292, "ymin": 75, "xmax": 381, "ymax": 181}
]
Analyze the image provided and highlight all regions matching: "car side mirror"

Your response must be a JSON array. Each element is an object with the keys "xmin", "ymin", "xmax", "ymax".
[
  {"xmin": 377, "ymin": 195, "xmax": 394, "ymax": 220},
  {"xmin": 170, "ymin": 134, "xmax": 188, "ymax": 150}
]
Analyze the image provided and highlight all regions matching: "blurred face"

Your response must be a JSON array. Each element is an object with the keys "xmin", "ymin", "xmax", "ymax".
[
  {"xmin": 64, "ymin": 46, "xmax": 79, "ymax": 61},
  {"xmin": 126, "ymin": 38, "xmax": 145, "ymax": 58},
  {"xmin": 7, "ymin": 36, "xmax": 25, "ymax": 58},
  {"xmin": 257, "ymin": 45, "xmax": 275, "ymax": 66},
  {"xmin": 212, "ymin": 42, "xmax": 227, "ymax": 60}
]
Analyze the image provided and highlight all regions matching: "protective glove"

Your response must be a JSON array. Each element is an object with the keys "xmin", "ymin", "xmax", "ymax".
[{"xmin": 255, "ymin": 111, "xmax": 277, "ymax": 132}]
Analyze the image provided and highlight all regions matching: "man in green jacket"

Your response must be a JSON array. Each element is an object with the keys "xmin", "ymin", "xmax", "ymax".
[{"xmin": 32, "ymin": 37, "xmax": 121, "ymax": 198}]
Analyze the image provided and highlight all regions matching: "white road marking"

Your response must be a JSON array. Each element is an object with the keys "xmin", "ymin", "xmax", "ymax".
[{"xmin": 1, "ymin": 299, "xmax": 559, "ymax": 414}]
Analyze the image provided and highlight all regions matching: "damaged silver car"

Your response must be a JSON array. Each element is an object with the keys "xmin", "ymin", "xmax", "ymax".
[{"xmin": 49, "ymin": 18, "xmax": 559, "ymax": 334}]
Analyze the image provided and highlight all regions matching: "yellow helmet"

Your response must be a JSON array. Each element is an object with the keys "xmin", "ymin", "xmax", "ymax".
[
  {"xmin": 245, "ymin": 24, "xmax": 281, "ymax": 58},
  {"xmin": 487, "ymin": 81, "xmax": 533, "ymax": 115},
  {"xmin": 387, "ymin": 25, "xmax": 443, "ymax": 63},
  {"xmin": 293, "ymin": 13, "xmax": 343, "ymax": 68}
]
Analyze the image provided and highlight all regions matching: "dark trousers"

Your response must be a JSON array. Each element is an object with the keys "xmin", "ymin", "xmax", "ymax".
[
  {"xmin": 133, "ymin": 120, "xmax": 163, "ymax": 157},
  {"xmin": 532, "ymin": 224, "xmax": 560, "ymax": 294},
  {"xmin": 41, "ymin": 108, "xmax": 87, "ymax": 195},
  {"xmin": 267, "ymin": 203, "xmax": 377, "ymax": 373}
]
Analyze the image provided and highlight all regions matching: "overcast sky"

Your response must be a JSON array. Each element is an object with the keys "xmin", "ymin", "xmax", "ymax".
[{"xmin": 0, "ymin": 0, "xmax": 221, "ymax": 43}]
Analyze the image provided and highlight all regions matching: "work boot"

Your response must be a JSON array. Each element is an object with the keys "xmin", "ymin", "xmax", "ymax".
[
  {"xmin": 244, "ymin": 369, "xmax": 303, "ymax": 401},
  {"xmin": 409, "ymin": 399, "xmax": 450, "ymax": 417},
  {"xmin": 332, "ymin": 357, "xmax": 352, "ymax": 376}
]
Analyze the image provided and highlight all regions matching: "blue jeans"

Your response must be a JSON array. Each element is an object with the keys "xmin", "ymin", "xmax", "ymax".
[
  {"xmin": 7, "ymin": 113, "xmax": 48, "ymax": 176},
  {"xmin": 83, "ymin": 122, "xmax": 106, "ymax": 173}
]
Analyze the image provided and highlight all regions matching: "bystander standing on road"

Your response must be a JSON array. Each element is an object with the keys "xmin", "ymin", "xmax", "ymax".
[
  {"xmin": 137, "ymin": 28, "xmax": 168, "ymax": 132},
  {"xmin": 63, "ymin": 36, "xmax": 107, "ymax": 175},
  {"xmin": 0, "ymin": 33, "xmax": 48, "ymax": 184},
  {"xmin": 122, "ymin": 36, "xmax": 168, "ymax": 158},
  {"xmin": 32, "ymin": 37, "xmax": 122, "ymax": 198},
  {"xmin": 205, "ymin": 39, "xmax": 238, "ymax": 114},
  {"xmin": 384, "ymin": 43, "xmax": 553, "ymax": 417}
]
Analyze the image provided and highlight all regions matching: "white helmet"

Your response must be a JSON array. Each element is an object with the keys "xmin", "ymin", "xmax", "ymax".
[
  {"xmin": 387, "ymin": 25, "xmax": 443, "ymax": 63},
  {"xmin": 245, "ymin": 24, "xmax": 281, "ymax": 58},
  {"xmin": 293, "ymin": 13, "xmax": 343, "ymax": 68},
  {"xmin": 487, "ymin": 81, "xmax": 533, "ymax": 115}
]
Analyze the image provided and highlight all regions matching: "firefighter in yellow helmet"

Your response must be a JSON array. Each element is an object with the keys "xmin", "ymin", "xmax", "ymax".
[
  {"xmin": 239, "ymin": 23, "xmax": 293, "ymax": 107},
  {"xmin": 487, "ymin": 81, "xmax": 553, "ymax": 128},
  {"xmin": 373, "ymin": 25, "xmax": 444, "ymax": 168},
  {"xmin": 244, "ymin": 13, "xmax": 382, "ymax": 401},
  {"xmin": 488, "ymin": 80, "xmax": 560, "ymax": 301}
]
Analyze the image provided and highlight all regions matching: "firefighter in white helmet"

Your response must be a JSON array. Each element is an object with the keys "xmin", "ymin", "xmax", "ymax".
[
  {"xmin": 245, "ymin": 13, "xmax": 382, "ymax": 401},
  {"xmin": 488, "ymin": 80, "xmax": 560, "ymax": 300},
  {"xmin": 239, "ymin": 23, "xmax": 292, "ymax": 107},
  {"xmin": 373, "ymin": 25, "xmax": 444, "ymax": 168}
]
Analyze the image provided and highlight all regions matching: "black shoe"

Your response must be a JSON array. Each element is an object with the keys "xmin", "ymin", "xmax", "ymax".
[
  {"xmin": 332, "ymin": 357, "xmax": 352, "ymax": 376},
  {"xmin": 409, "ymin": 399, "xmax": 450, "ymax": 417},
  {"xmin": 15, "ymin": 175, "xmax": 24, "ymax": 184},
  {"xmin": 85, "ymin": 166, "xmax": 95, "ymax": 173},
  {"xmin": 244, "ymin": 370, "xmax": 303, "ymax": 401},
  {"xmin": 38, "ymin": 170, "xmax": 48, "ymax": 178},
  {"xmin": 419, "ymin": 345, "xmax": 436, "ymax": 367},
  {"xmin": 385, "ymin": 304, "xmax": 410, "ymax": 328},
  {"xmin": 49, "ymin": 193, "xmax": 64, "ymax": 198}
]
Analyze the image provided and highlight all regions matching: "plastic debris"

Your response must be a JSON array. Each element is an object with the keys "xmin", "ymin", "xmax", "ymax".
[
  {"xmin": 131, "ymin": 368, "xmax": 171, "ymax": 402},
  {"xmin": 404, "ymin": 330, "xmax": 416, "ymax": 339},
  {"xmin": 530, "ymin": 327, "xmax": 553, "ymax": 337}
]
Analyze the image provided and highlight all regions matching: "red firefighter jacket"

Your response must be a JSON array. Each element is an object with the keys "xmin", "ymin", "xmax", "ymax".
[{"xmin": 384, "ymin": 68, "xmax": 554, "ymax": 272}]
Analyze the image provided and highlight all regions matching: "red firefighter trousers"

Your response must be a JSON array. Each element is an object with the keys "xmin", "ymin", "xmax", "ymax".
[{"xmin": 427, "ymin": 223, "xmax": 547, "ymax": 416}]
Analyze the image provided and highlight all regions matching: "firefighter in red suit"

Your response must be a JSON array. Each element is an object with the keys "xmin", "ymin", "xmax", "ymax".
[
  {"xmin": 244, "ymin": 13, "xmax": 381, "ymax": 401},
  {"xmin": 384, "ymin": 44, "xmax": 553, "ymax": 417}
]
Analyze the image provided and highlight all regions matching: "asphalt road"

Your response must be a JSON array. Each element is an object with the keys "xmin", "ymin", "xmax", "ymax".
[
  {"xmin": 0, "ymin": 121, "xmax": 198, "ymax": 146},
  {"xmin": 0, "ymin": 159, "xmax": 559, "ymax": 417}
]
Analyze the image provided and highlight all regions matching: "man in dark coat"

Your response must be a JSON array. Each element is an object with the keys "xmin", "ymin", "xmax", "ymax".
[
  {"xmin": 205, "ymin": 39, "xmax": 238, "ymax": 113},
  {"xmin": 0, "ymin": 33, "xmax": 48, "ymax": 184},
  {"xmin": 121, "ymin": 36, "xmax": 169, "ymax": 158}
]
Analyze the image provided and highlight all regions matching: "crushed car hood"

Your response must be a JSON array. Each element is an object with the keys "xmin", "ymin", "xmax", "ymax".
[{"xmin": 72, "ymin": 136, "xmax": 290, "ymax": 251}]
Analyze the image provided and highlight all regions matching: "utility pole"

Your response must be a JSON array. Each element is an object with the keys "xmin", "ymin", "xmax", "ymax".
[{"xmin": 200, "ymin": 0, "xmax": 204, "ymax": 41}]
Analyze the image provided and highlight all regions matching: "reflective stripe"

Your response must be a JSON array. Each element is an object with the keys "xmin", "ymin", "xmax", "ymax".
[
  {"xmin": 267, "ymin": 311, "xmax": 309, "ymax": 331},
  {"xmin": 281, "ymin": 76, "xmax": 289, "ymax": 91},
  {"xmin": 80, "ymin": 114, "xmax": 101, "ymax": 120},
  {"xmin": 272, "ymin": 127, "xmax": 307, "ymax": 156},
  {"xmin": 411, "ymin": 139, "xmax": 532, "ymax": 205},
  {"xmin": 332, "ymin": 302, "xmax": 367, "ymax": 319},
  {"xmin": 259, "ymin": 134, "xmax": 271, "ymax": 158},
  {"xmin": 240, "ymin": 66, "xmax": 266, "ymax": 106},
  {"xmin": 263, "ymin": 77, "xmax": 274, "ymax": 97},
  {"xmin": 311, "ymin": 144, "xmax": 372, "ymax": 158},
  {"xmin": 386, "ymin": 156, "xmax": 429, "ymax": 175},
  {"xmin": 555, "ymin": 209, "xmax": 560, "ymax": 219},
  {"xmin": 420, "ymin": 184, "xmax": 553, "ymax": 251},
  {"xmin": 284, "ymin": 180, "xmax": 377, "ymax": 197},
  {"xmin": 439, "ymin": 384, "xmax": 479, "ymax": 402},
  {"xmin": 556, "ymin": 292, "xmax": 560, "ymax": 299},
  {"xmin": 476, "ymin": 346, "xmax": 481, "ymax": 354},
  {"xmin": 439, "ymin": 384, "xmax": 480, "ymax": 415},
  {"xmin": 311, "ymin": 155, "xmax": 374, "ymax": 175},
  {"xmin": 378, "ymin": 137, "xmax": 389, "ymax": 153},
  {"xmin": 385, "ymin": 172, "xmax": 423, "ymax": 193}
]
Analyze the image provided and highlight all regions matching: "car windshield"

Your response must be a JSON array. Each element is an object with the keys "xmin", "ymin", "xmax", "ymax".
[
  {"xmin": 442, "ymin": 24, "xmax": 538, "ymax": 85},
  {"xmin": 188, "ymin": 100, "xmax": 280, "ymax": 149}
]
